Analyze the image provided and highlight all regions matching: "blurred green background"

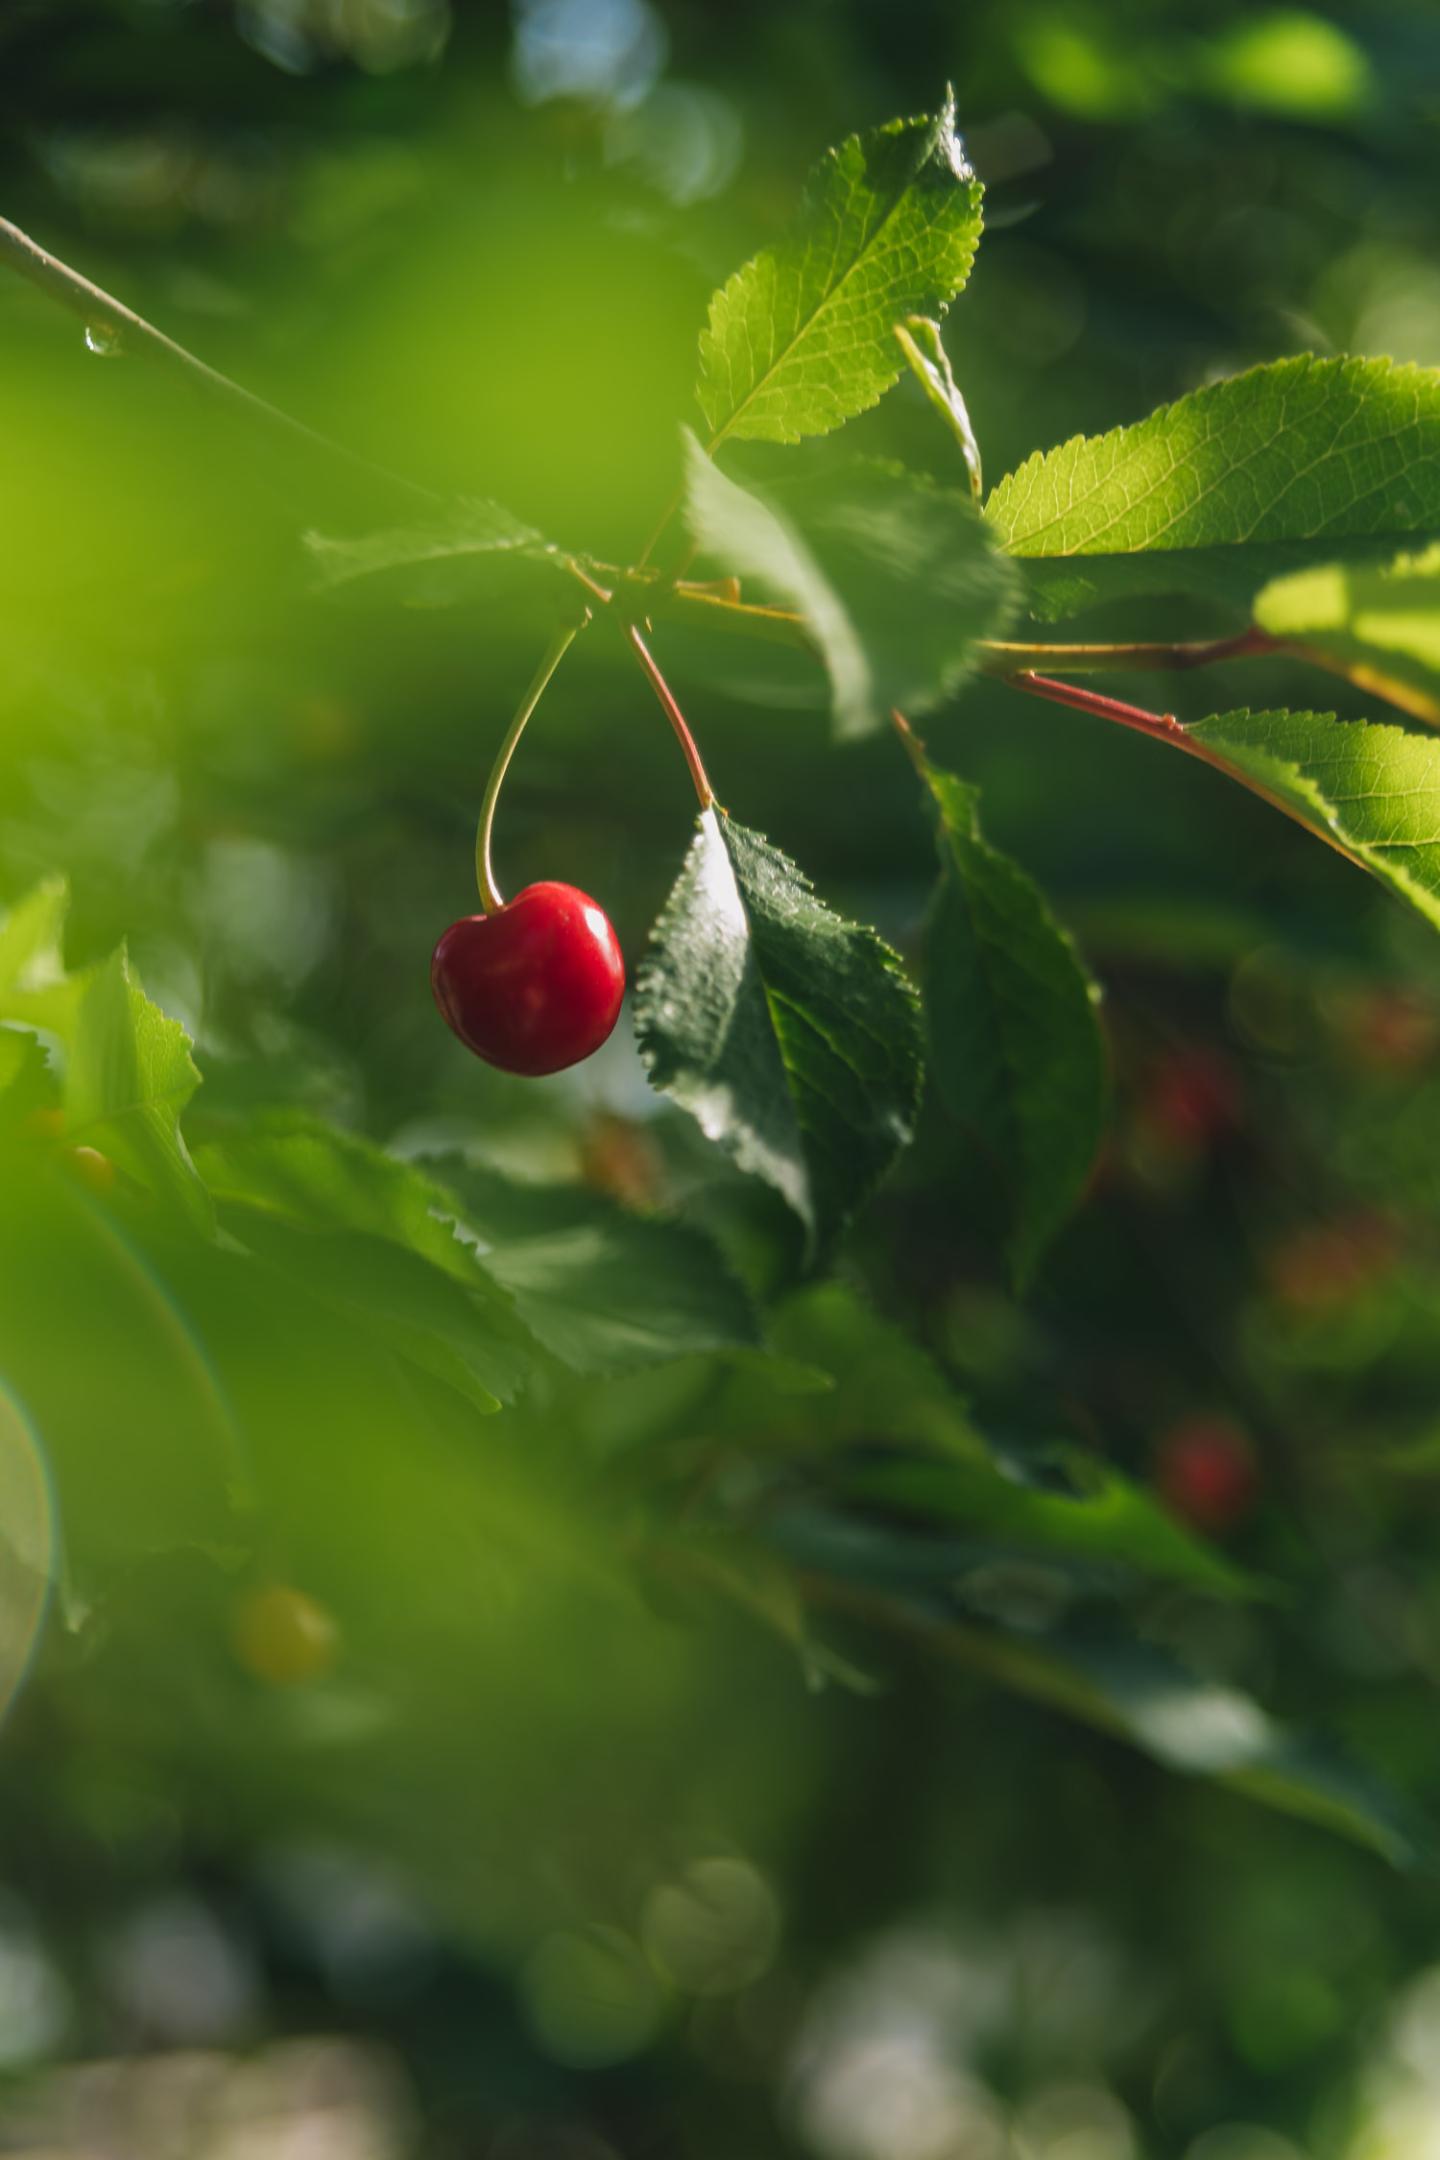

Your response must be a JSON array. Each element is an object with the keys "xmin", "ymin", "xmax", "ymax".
[{"xmin": 7, "ymin": 2, "xmax": 1440, "ymax": 2156}]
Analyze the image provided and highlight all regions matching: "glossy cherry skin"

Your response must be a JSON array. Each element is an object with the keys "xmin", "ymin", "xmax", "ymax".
[{"xmin": 431, "ymin": 881, "xmax": 625, "ymax": 1076}]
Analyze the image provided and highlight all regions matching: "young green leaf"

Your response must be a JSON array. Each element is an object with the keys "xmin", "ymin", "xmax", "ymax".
[
  {"xmin": 893, "ymin": 316, "xmax": 983, "ymax": 494},
  {"xmin": 635, "ymin": 810, "xmax": 924, "ymax": 1255},
  {"xmin": 0, "ymin": 876, "xmax": 86, "ymax": 1040},
  {"xmin": 1255, "ymin": 543, "xmax": 1440, "ymax": 724},
  {"xmin": 1008, "ymin": 537, "xmax": 1407, "ymax": 626},
  {"xmin": 65, "ymin": 948, "xmax": 212, "ymax": 1231},
  {"xmin": 682, "ymin": 434, "xmax": 1016, "ymax": 737},
  {"xmin": 697, "ymin": 93, "xmax": 984, "ymax": 449},
  {"xmin": 305, "ymin": 497, "xmax": 574, "ymax": 607},
  {"xmin": 0, "ymin": 877, "xmax": 68, "ymax": 1001},
  {"xmin": 0, "ymin": 881, "xmax": 211, "ymax": 1223},
  {"xmin": 986, "ymin": 357, "xmax": 1440, "ymax": 591},
  {"xmin": 1185, "ymin": 707, "xmax": 1440, "ymax": 935},
  {"xmin": 914, "ymin": 753, "xmax": 1105, "ymax": 1283}
]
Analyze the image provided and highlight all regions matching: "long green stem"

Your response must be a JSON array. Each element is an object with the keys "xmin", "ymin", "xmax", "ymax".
[
  {"xmin": 981, "ymin": 627, "xmax": 1279, "ymax": 674},
  {"xmin": 658, "ymin": 590, "xmax": 1283, "ymax": 676},
  {"xmin": 475, "ymin": 620, "xmax": 586, "ymax": 913}
]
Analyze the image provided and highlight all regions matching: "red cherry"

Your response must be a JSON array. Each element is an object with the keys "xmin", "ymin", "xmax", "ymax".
[
  {"xmin": 432, "ymin": 881, "xmax": 625, "ymax": 1077},
  {"xmin": 1154, "ymin": 1415, "xmax": 1257, "ymax": 1534}
]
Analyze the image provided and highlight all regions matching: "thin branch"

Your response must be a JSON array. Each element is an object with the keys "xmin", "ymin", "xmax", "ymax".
[
  {"xmin": 625, "ymin": 624, "xmax": 716, "ymax": 809},
  {"xmin": 1002, "ymin": 670, "xmax": 1190, "ymax": 746},
  {"xmin": 665, "ymin": 584, "xmax": 814, "ymax": 649},
  {"xmin": 0, "ymin": 214, "xmax": 431, "ymax": 511},
  {"xmin": 980, "ymin": 626, "xmax": 1280, "ymax": 675},
  {"xmin": 1002, "ymin": 670, "xmax": 1369, "ymax": 874}
]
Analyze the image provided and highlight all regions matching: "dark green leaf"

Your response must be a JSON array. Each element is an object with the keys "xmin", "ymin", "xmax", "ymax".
[
  {"xmin": 419, "ymin": 1156, "xmax": 761, "ymax": 1375},
  {"xmin": 917, "ymin": 755, "xmax": 1106, "ymax": 1282},
  {"xmin": 844, "ymin": 1452, "xmax": 1258, "ymax": 1600},
  {"xmin": 683, "ymin": 436, "xmax": 1016, "ymax": 737},
  {"xmin": 777, "ymin": 1515, "xmax": 1420, "ymax": 1863},
  {"xmin": 635, "ymin": 812, "xmax": 924, "ymax": 1254},
  {"xmin": 193, "ymin": 1119, "xmax": 542, "ymax": 1403}
]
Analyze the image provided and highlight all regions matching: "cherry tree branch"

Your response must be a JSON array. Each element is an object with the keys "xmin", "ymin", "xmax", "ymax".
[
  {"xmin": 1001, "ymin": 669, "xmax": 1366, "ymax": 873},
  {"xmin": 0, "ymin": 213, "xmax": 430, "ymax": 510}
]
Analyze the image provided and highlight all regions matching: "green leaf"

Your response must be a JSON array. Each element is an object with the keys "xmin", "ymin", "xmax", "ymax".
[
  {"xmin": 893, "ymin": 316, "xmax": 983, "ymax": 495},
  {"xmin": 305, "ymin": 497, "xmax": 573, "ymax": 607},
  {"xmin": 682, "ymin": 435, "xmax": 1017, "ymax": 737},
  {"xmin": 1186, "ymin": 707, "xmax": 1440, "ymax": 935},
  {"xmin": 1027, "ymin": 1632, "xmax": 1420, "ymax": 1866},
  {"xmin": 0, "ymin": 877, "xmax": 68, "ymax": 1002},
  {"xmin": 843, "ymin": 1453, "xmax": 1258, "ymax": 1600},
  {"xmin": 417, "ymin": 1157, "xmax": 761, "ymax": 1376},
  {"xmin": 0, "ymin": 1028, "xmax": 51, "ymax": 1131},
  {"xmin": 635, "ymin": 810, "xmax": 924, "ymax": 1255},
  {"xmin": 215, "ymin": 1208, "xmax": 520, "ymax": 1415},
  {"xmin": 0, "ymin": 1153, "xmax": 242, "ymax": 1585},
  {"xmin": 66, "ymin": 948, "xmax": 212, "ymax": 1231},
  {"xmin": 1255, "ymin": 543, "xmax": 1440, "ymax": 724},
  {"xmin": 193, "ymin": 1118, "xmax": 542, "ymax": 1403},
  {"xmin": 777, "ymin": 1513, "xmax": 1419, "ymax": 1862},
  {"xmin": 1010, "ymin": 537, "xmax": 1408, "ymax": 625},
  {"xmin": 0, "ymin": 883, "xmax": 211, "ymax": 1226},
  {"xmin": 0, "ymin": 876, "xmax": 86, "ymax": 1040},
  {"xmin": 986, "ymin": 357, "xmax": 1440, "ymax": 576},
  {"xmin": 697, "ymin": 92, "xmax": 984, "ymax": 449},
  {"xmin": 916, "ymin": 755, "xmax": 1106, "ymax": 1282}
]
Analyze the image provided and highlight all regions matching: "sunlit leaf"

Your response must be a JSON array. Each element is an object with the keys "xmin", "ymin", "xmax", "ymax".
[
  {"xmin": 987, "ymin": 358, "xmax": 1440, "ymax": 576},
  {"xmin": 1186, "ymin": 707, "xmax": 1440, "ymax": 935},
  {"xmin": 697, "ymin": 92, "xmax": 984, "ymax": 448},
  {"xmin": 1255, "ymin": 544, "xmax": 1440, "ymax": 724},
  {"xmin": 894, "ymin": 315, "xmax": 983, "ymax": 494}
]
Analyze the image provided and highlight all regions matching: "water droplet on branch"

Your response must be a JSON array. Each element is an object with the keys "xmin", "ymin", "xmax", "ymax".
[{"xmin": 84, "ymin": 321, "xmax": 122, "ymax": 357}]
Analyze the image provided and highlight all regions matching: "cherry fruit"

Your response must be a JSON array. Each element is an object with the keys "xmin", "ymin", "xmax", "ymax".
[
  {"xmin": 432, "ymin": 881, "xmax": 625, "ymax": 1077},
  {"xmin": 1154, "ymin": 1415, "xmax": 1257, "ymax": 1534}
]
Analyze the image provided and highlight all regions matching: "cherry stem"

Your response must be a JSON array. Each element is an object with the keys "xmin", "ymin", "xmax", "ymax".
[
  {"xmin": 625, "ymin": 623, "xmax": 716, "ymax": 810},
  {"xmin": 0, "ymin": 214, "xmax": 428, "ymax": 510},
  {"xmin": 475, "ymin": 619, "xmax": 587, "ymax": 914}
]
